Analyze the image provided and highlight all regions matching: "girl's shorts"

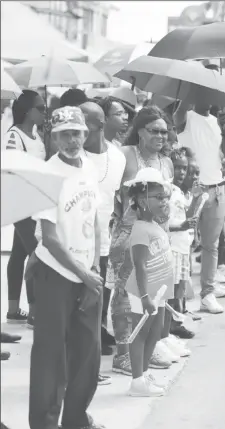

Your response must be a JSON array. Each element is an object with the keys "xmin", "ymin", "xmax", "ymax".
[{"xmin": 172, "ymin": 251, "xmax": 190, "ymax": 285}]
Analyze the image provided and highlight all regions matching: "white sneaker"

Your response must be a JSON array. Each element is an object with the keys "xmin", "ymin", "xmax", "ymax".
[
  {"xmin": 154, "ymin": 340, "xmax": 180, "ymax": 363},
  {"xmin": 214, "ymin": 284, "xmax": 225, "ymax": 298},
  {"xmin": 128, "ymin": 376, "xmax": 164, "ymax": 397},
  {"xmin": 215, "ymin": 265, "xmax": 225, "ymax": 283},
  {"xmin": 163, "ymin": 336, "xmax": 191, "ymax": 358},
  {"xmin": 201, "ymin": 293, "xmax": 224, "ymax": 314},
  {"xmin": 144, "ymin": 372, "xmax": 166, "ymax": 388}
]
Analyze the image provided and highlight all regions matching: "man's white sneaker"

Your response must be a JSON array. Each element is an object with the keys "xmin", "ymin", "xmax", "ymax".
[
  {"xmin": 162, "ymin": 336, "xmax": 191, "ymax": 358},
  {"xmin": 201, "ymin": 293, "xmax": 224, "ymax": 314},
  {"xmin": 154, "ymin": 340, "xmax": 180, "ymax": 363},
  {"xmin": 214, "ymin": 284, "xmax": 225, "ymax": 298},
  {"xmin": 128, "ymin": 376, "xmax": 164, "ymax": 397}
]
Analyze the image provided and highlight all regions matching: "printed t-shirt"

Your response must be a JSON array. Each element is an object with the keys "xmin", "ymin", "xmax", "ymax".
[
  {"xmin": 82, "ymin": 142, "xmax": 126, "ymax": 256},
  {"xmin": 178, "ymin": 110, "xmax": 222, "ymax": 185},
  {"xmin": 34, "ymin": 153, "xmax": 98, "ymax": 240},
  {"xmin": 169, "ymin": 185, "xmax": 194, "ymax": 254},
  {"xmin": 3, "ymin": 126, "xmax": 46, "ymax": 160},
  {"xmin": 34, "ymin": 155, "xmax": 100, "ymax": 283},
  {"xmin": 126, "ymin": 220, "xmax": 174, "ymax": 313}
]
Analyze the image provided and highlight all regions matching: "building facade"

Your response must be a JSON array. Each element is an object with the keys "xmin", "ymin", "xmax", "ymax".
[
  {"xmin": 168, "ymin": 1, "xmax": 225, "ymax": 32},
  {"xmin": 21, "ymin": 1, "xmax": 118, "ymax": 50}
]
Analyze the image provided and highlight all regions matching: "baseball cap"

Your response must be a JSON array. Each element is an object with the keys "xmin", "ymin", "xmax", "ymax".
[
  {"xmin": 51, "ymin": 106, "xmax": 88, "ymax": 133},
  {"xmin": 124, "ymin": 167, "xmax": 166, "ymax": 188}
]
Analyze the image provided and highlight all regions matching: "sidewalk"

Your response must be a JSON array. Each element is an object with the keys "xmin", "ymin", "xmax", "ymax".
[{"xmin": 1, "ymin": 254, "xmax": 205, "ymax": 429}]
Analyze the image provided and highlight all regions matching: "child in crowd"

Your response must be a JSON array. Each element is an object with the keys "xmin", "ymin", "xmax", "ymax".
[
  {"xmin": 161, "ymin": 120, "xmax": 178, "ymax": 158},
  {"xmin": 124, "ymin": 168, "xmax": 174, "ymax": 397},
  {"xmin": 168, "ymin": 150, "xmax": 198, "ymax": 339},
  {"xmin": 181, "ymin": 155, "xmax": 205, "ymax": 317},
  {"xmin": 182, "ymin": 153, "xmax": 201, "ymax": 254}
]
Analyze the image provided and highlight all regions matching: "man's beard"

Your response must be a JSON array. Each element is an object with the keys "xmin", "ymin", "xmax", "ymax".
[{"xmin": 60, "ymin": 149, "xmax": 81, "ymax": 159}]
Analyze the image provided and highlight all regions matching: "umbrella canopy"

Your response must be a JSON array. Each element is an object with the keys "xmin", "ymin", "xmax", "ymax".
[
  {"xmin": 6, "ymin": 57, "xmax": 109, "ymax": 89},
  {"xmin": 95, "ymin": 42, "xmax": 155, "ymax": 78},
  {"xmin": 115, "ymin": 55, "xmax": 225, "ymax": 106},
  {"xmin": 1, "ymin": 1, "xmax": 89, "ymax": 63},
  {"xmin": 1, "ymin": 59, "xmax": 13, "ymax": 69},
  {"xmin": 1, "ymin": 65, "xmax": 22, "ymax": 100},
  {"xmin": 1, "ymin": 150, "xmax": 65, "ymax": 226},
  {"xmin": 149, "ymin": 22, "xmax": 225, "ymax": 60}
]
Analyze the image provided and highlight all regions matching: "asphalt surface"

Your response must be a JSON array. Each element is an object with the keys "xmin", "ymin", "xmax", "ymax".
[
  {"xmin": 139, "ymin": 300, "xmax": 225, "ymax": 429},
  {"xmin": 1, "ymin": 252, "xmax": 225, "ymax": 429}
]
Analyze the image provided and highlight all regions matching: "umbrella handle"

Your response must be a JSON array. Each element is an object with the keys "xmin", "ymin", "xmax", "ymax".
[
  {"xmin": 43, "ymin": 85, "xmax": 51, "ymax": 160},
  {"xmin": 220, "ymin": 58, "xmax": 222, "ymax": 76},
  {"xmin": 131, "ymin": 76, "xmax": 136, "ymax": 91},
  {"xmin": 44, "ymin": 85, "xmax": 48, "ymax": 117},
  {"xmin": 172, "ymin": 79, "xmax": 182, "ymax": 116}
]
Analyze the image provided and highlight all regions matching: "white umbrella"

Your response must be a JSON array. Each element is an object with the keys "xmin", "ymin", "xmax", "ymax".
[
  {"xmin": 6, "ymin": 56, "xmax": 109, "ymax": 88},
  {"xmin": 94, "ymin": 42, "xmax": 155, "ymax": 79},
  {"xmin": 1, "ymin": 150, "xmax": 65, "ymax": 226},
  {"xmin": 1, "ymin": 63, "xmax": 22, "ymax": 100}
]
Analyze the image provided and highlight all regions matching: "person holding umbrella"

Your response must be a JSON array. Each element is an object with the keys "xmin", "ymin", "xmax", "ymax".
[
  {"xmin": 29, "ymin": 106, "xmax": 104, "ymax": 429},
  {"xmin": 174, "ymin": 81, "xmax": 225, "ymax": 314}
]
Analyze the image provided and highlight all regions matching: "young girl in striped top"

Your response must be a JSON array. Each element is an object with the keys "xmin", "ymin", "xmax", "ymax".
[{"xmin": 124, "ymin": 168, "xmax": 174, "ymax": 397}]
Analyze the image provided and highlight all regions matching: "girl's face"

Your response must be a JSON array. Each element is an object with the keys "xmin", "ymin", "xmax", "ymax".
[
  {"xmin": 184, "ymin": 160, "xmax": 200, "ymax": 189},
  {"xmin": 138, "ymin": 119, "xmax": 168, "ymax": 153},
  {"xmin": 173, "ymin": 157, "xmax": 188, "ymax": 187},
  {"xmin": 138, "ymin": 184, "xmax": 170, "ymax": 219}
]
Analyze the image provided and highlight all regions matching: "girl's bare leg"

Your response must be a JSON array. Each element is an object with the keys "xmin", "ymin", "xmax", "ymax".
[
  {"xmin": 143, "ymin": 307, "xmax": 165, "ymax": 372},
  {"xmin": 129, "ymin": 313, "xmax": 152, "ymax": 379}
]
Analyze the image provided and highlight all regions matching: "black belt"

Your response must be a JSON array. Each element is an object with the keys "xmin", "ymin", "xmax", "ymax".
[{"xmin": 208, "ymin": 181, "xmax": 225, "ymax": 189}]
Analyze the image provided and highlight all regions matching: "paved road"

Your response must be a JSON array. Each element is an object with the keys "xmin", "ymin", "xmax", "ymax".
[
  {"xmin": 139, "ymin": 301, "xmax": 225, "ymax": 429},
  {"xmin": 1, "ymin": 253, "xmax": 224, "ymax": 429}
]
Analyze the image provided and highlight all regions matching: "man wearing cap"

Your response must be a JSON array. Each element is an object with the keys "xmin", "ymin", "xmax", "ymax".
[{"xmin": 29, "ymin": 106, "xmax": 105, "ymax": 429}]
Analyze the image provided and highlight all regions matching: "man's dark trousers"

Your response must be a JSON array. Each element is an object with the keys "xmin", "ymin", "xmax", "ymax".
[{"xmin": 29, "ymin": 259, "xmax": 102, "ymax": 429}]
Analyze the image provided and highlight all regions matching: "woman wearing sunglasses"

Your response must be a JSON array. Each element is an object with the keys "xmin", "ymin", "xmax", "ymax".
[
  {"xmin": 3, "ymin": 90, "xmax": 46, "ymax": 327},
  {"xmin": 106, "ymin": 106, "xmax": 174, "ymax": 376}
]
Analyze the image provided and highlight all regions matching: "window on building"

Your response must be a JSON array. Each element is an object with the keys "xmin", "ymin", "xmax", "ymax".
[
  {"xmin": 101, "ymin": 14, "xmax": 108, "ymax": 37},
  {"xmin": 83, "ymin": 8, "xmax": 94, "ymax": 34}
]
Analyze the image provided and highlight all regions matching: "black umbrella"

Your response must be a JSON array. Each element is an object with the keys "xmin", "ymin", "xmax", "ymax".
[{"xmin": 149, "ymin": 22, "xmax": 225, "ymax": 61}]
